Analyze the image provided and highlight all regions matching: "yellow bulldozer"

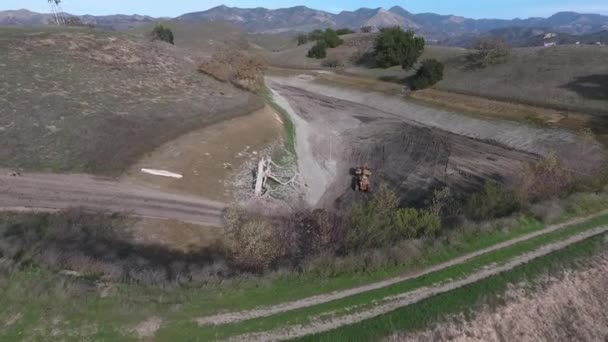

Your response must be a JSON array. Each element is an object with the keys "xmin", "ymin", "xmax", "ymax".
[{"xmin": 355, "ymin": 166, "xmax": 372, "ymax": 192}]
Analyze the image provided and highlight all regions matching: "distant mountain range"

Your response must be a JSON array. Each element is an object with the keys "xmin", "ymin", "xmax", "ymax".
[
  {"xmin": 0, "ymin": 9, "xmax": 155, "ymax": 31},
  {"xmin": 2, "ymin": 6, "xmax": 608, "ymax": 43}
]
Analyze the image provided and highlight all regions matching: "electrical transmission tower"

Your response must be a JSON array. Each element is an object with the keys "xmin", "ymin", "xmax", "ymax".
[{"xmin": 48, "ymin": 0, "xmax": 66, "ymax": 25}]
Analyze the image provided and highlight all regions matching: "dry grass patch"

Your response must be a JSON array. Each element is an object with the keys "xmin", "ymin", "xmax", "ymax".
[{"xmin": 199, "ymin": 49, "xmax": 268, "ymax": 92}]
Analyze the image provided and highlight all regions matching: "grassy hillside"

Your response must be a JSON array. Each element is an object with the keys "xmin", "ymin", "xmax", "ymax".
[
  {"xmin": 268, "ymin": 33, "xmax": 608, "ymax": 115},
  {"xmin": 351, "ymin": 44, "xmax": 608, "ymax": 115},
  {"xmin": 130, "ymin": 21, "xmax": 297, "ymax": 55},
  {"xmin": 0, "ymin": 27, "xmax": 260, "ymax": 175}
]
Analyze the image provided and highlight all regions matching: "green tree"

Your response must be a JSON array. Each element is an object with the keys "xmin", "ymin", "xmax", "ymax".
[
  {"xmin": 373, "ymin": 27, "xmax": 425, "ymax": 69},
  {"xmin": 307, "ymin": 40, "xmax": 328, "ymax": 59},
  {"xmin": 308, "ymin": 29, "xmax": 325, "ymax": 41},
  {"xmin": 466, "ymin": 38, "xmax": 511, "ymax": 69},
  {"xmin": 296, "ymin": 34, "xmax": 309, "ymax": 46},
  {"xmin": 411, "ymin": 59, "xmax": 445, "ymax": 89},
  {"xmin": 336, "ymin": 28, "xmax": 355, "ymax": 36},
  {"xmin": 465, "ymin": 180, "xmax": 521, "ymax": 221},
  {"xmin": 151, "ymin": 24, "xmax": 174, "ymax": 45},
  {"xmin": 361, "ymin": 26, "xmax": 373, "ymax": 33},
  {"xmin": 322, "ymin": 28, "xmax": 343, "ymax": 48}
]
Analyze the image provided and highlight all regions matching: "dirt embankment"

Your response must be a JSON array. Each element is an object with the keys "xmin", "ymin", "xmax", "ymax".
[
  {"xmin": 267, "ymin": 75, "xmax": 605, "ymax": 208},
  {"xmin": 390, "ymin": 245, "xmax": 608, "ymax": 342}
]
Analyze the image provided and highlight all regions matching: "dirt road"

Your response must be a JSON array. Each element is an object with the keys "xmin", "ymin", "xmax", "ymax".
[
  {"xmin": 228, "ymin": 225, "xmax": 608, "ymax": 341},
  {"xmin": 196, "ymin": 209, "xmax": 608, "ymax": 326},
  {"xmin": 0, "ymin": 170, "xmax": 226, "ymax": 226}
]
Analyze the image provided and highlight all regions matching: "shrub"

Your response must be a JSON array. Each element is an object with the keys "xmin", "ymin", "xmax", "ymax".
[
  {"xmin": 373, "ymin": 27, "xmax": 425, "ymax": 69},
  {"xmin": 361, "ymin": 26, "xmax": 373, "ymax": 33},
  {"xmin": 347, "ymin": 184, "xmax": 398, "ymax": 250},
  {"xmin": 346, "ymin": 184, "xmax": 441, "ymax": 250},
  {"xmin": 297, "ymin": 34, "xmax": 309, "ymax": 46},
  {"xmin": 336, "ymin": 28, "xmax": 355, "ymax": 36},
  {"xmin": 393, "ymin": 208, "xmax": 441, "ymax": 238},
  {"xmin": 465, "ymin": 180, "xmax": 521, "ymax": 221},
  {"xmin": 151, "ymin": 24, "xmax": 174, "ymax": 45},
  {"xmin": 518, "ymin": 152, "xmax": 573, "ymax": 201},
  {"xmin": 308, "ymin": 29, "xmax": 325, "ymax": 42},
  {"xmin": 411, "ymin": 59, "xmax": 444, "ymax": 89},
  {"xmin": 224, "ymin": 207, "xmax": 281, "ymax": 272},
  {"xmin": 307, "ymin": 40, "xmax": 328, "ymax": 59},
  {"xmin": 198, "ymin": 49, "xmax": 268, "ymax": 92},
  {"xmin": 322, "ymin": 57, "xmax": 345, "ymax": 69},
  {"xmin": 466, "ymin": 38, "xmax": 511, "ymax": 69},
  {"xmin": 321, "ymin": 29, "xmax": 343, "ymax": 48}
]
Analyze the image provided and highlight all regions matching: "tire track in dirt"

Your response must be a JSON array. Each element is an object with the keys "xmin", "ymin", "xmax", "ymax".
[
  {"xmin": 0, "ymin": 171, "xmax": 226, "ymax": 226},
  {"xmin": 228, "ymin": 225, "xmax": 608, "ymax": 341},
  {"xmin": 196, "ymin": 209, "xmax": 608, "ymax": 326}
]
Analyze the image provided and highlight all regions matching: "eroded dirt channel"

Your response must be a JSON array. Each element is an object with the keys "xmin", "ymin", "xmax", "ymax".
[{"xmin": 268, "ymin": 74, "xmax": 605, "ymax": 208}]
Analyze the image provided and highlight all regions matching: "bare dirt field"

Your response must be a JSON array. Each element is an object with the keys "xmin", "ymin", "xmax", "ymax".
[
  {"xmin": 0, "ymin": 170, "xmax": 225, "ymax": 226},
  {"xmin": 267, "ymin": 74, "xmax": 605, "ymax": 208},
  {"xmin": 121, "ymin": 106, "xmax": 284, "ymax": 202},
  {"xmin": 390, "ymin": 247, "xmax": 608, "ymax": 342}
]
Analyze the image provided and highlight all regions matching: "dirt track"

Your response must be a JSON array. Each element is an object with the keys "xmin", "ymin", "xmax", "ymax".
[
  {"xmin": 0, "ymin": 170, "xmax": 225, "ymax": 226},
  {"xmin": 196, "ymin": 209, "xmax": 608, "ymax": 327},
  {"xmin": 228, "ymin": 225, "xmax": 608, "ymax": 341}
]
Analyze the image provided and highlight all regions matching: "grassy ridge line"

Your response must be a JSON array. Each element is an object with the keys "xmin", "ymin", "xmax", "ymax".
[
  {"xmin": 185, "ymin": 214, "xmax": 608, "ymax": 341},
  {"xmin": 236, "ymin": 225, "xmax": 608, "ymax": 342},
  {"xmin": 298, "ymin": 230, "xmax": 608, "ymax": 341},
  {"xmin": 195, "ymin": 209, "xmax": 608, "ymax": 327}
]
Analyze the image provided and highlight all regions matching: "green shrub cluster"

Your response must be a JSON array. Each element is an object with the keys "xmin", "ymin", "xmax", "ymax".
[
  {"xmin": 373, "ymin": 27, "xmax": 425, "ymax": 69},
  {"xmin": 151, "ymin": 24, "xmax": 174, "ymax": 45},
  {"xmin": 306, "ymin": 29, "xmax": 344, "ymax": 59},
  {"xmin": 465, "ymin": 180, "xmax": 521, "ymax": 221},
  {"xmin": 411, "ymin": 59, "xmax": 445, "ymax": 89},
  {"xmin": 347, "ymin": 184, "xmax": 441, "ymax": 250},
  {"xmin": 307, "ymin": 41, "xmax": 328, "ymax": 58},
  {"xmin": 336, "ymin": 28, "xmax": 356, "ymax": 36}
]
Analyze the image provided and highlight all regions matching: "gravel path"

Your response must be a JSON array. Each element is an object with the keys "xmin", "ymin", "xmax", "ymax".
[
  {"xmin": 0, "ymin": 170, "xmax": 226, "ymax": 226},
  {"xmin": 196, "ymin": 209, "xmax": 608, "ymax": 326},
  {"xmin": 228, "ymin": 225, "xmax": 608, "ymax": 341}
]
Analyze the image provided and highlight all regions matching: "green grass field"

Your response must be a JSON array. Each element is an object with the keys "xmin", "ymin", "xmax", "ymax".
[
  {"xmin": 2, "ymin": 192, "xmax": 608, "ymax": 340},
  {"xmin": 299, "ymin": 228, "xmax": 608, "ymax": 341}
]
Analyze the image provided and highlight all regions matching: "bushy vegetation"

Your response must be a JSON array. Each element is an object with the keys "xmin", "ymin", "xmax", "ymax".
[
  {"xmin": 305, "ymin": 29, "xmax": 344, "ymax": 58},
  {"xmin": 411, "ymin": 59, "xmax": 445, "ymax": 89},
  {"xmin": 225, "ymin": 207, "xmax": 281, "ymax": 272},
  {"xmin": 307, "ymin": 40, "xmax": 328, "ymax": 59},
  {"xmin": 336, "ymin": 28, "xmax": 356, "ymax": 36},
  {"xmin": 198, "ymin": 49, "xmax": 268, "ymax": 92},
  {"xmin": 464, "ymin": 180, "xmax": 521, "ymax": 221},
  {"xmin": 321, "ymin": 57, "xmax": 346, "ymax": 69},
  {"xmin": 373, "ymin": 27, "xmax": 425, "ymax": 69},
  {"xmin": 151, "ymin": 24, "xmax": 174, "ymax": 45},
  {"xmin": 466, "ymin": 38, "xmax": 511, "ymax": 68},
  {"xmin": 0, "ymin": 209, "xmax": 229, "ymax": 284},
  {"xmin": 361, "ymin": 26, "xmax": 373, "ymax": 33},
  {"xmin": 518, "ymin": 152, "xmax": 573, "ymax": 201},
  {"xmin": 347, "ymin": 184, "xmax": 441, "ymax": 250}
]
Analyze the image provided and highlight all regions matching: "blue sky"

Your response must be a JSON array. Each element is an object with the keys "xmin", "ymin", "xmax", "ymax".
[{"xmin": 4, "ymin": 0, "xmax": 608, "ymax": 19}]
